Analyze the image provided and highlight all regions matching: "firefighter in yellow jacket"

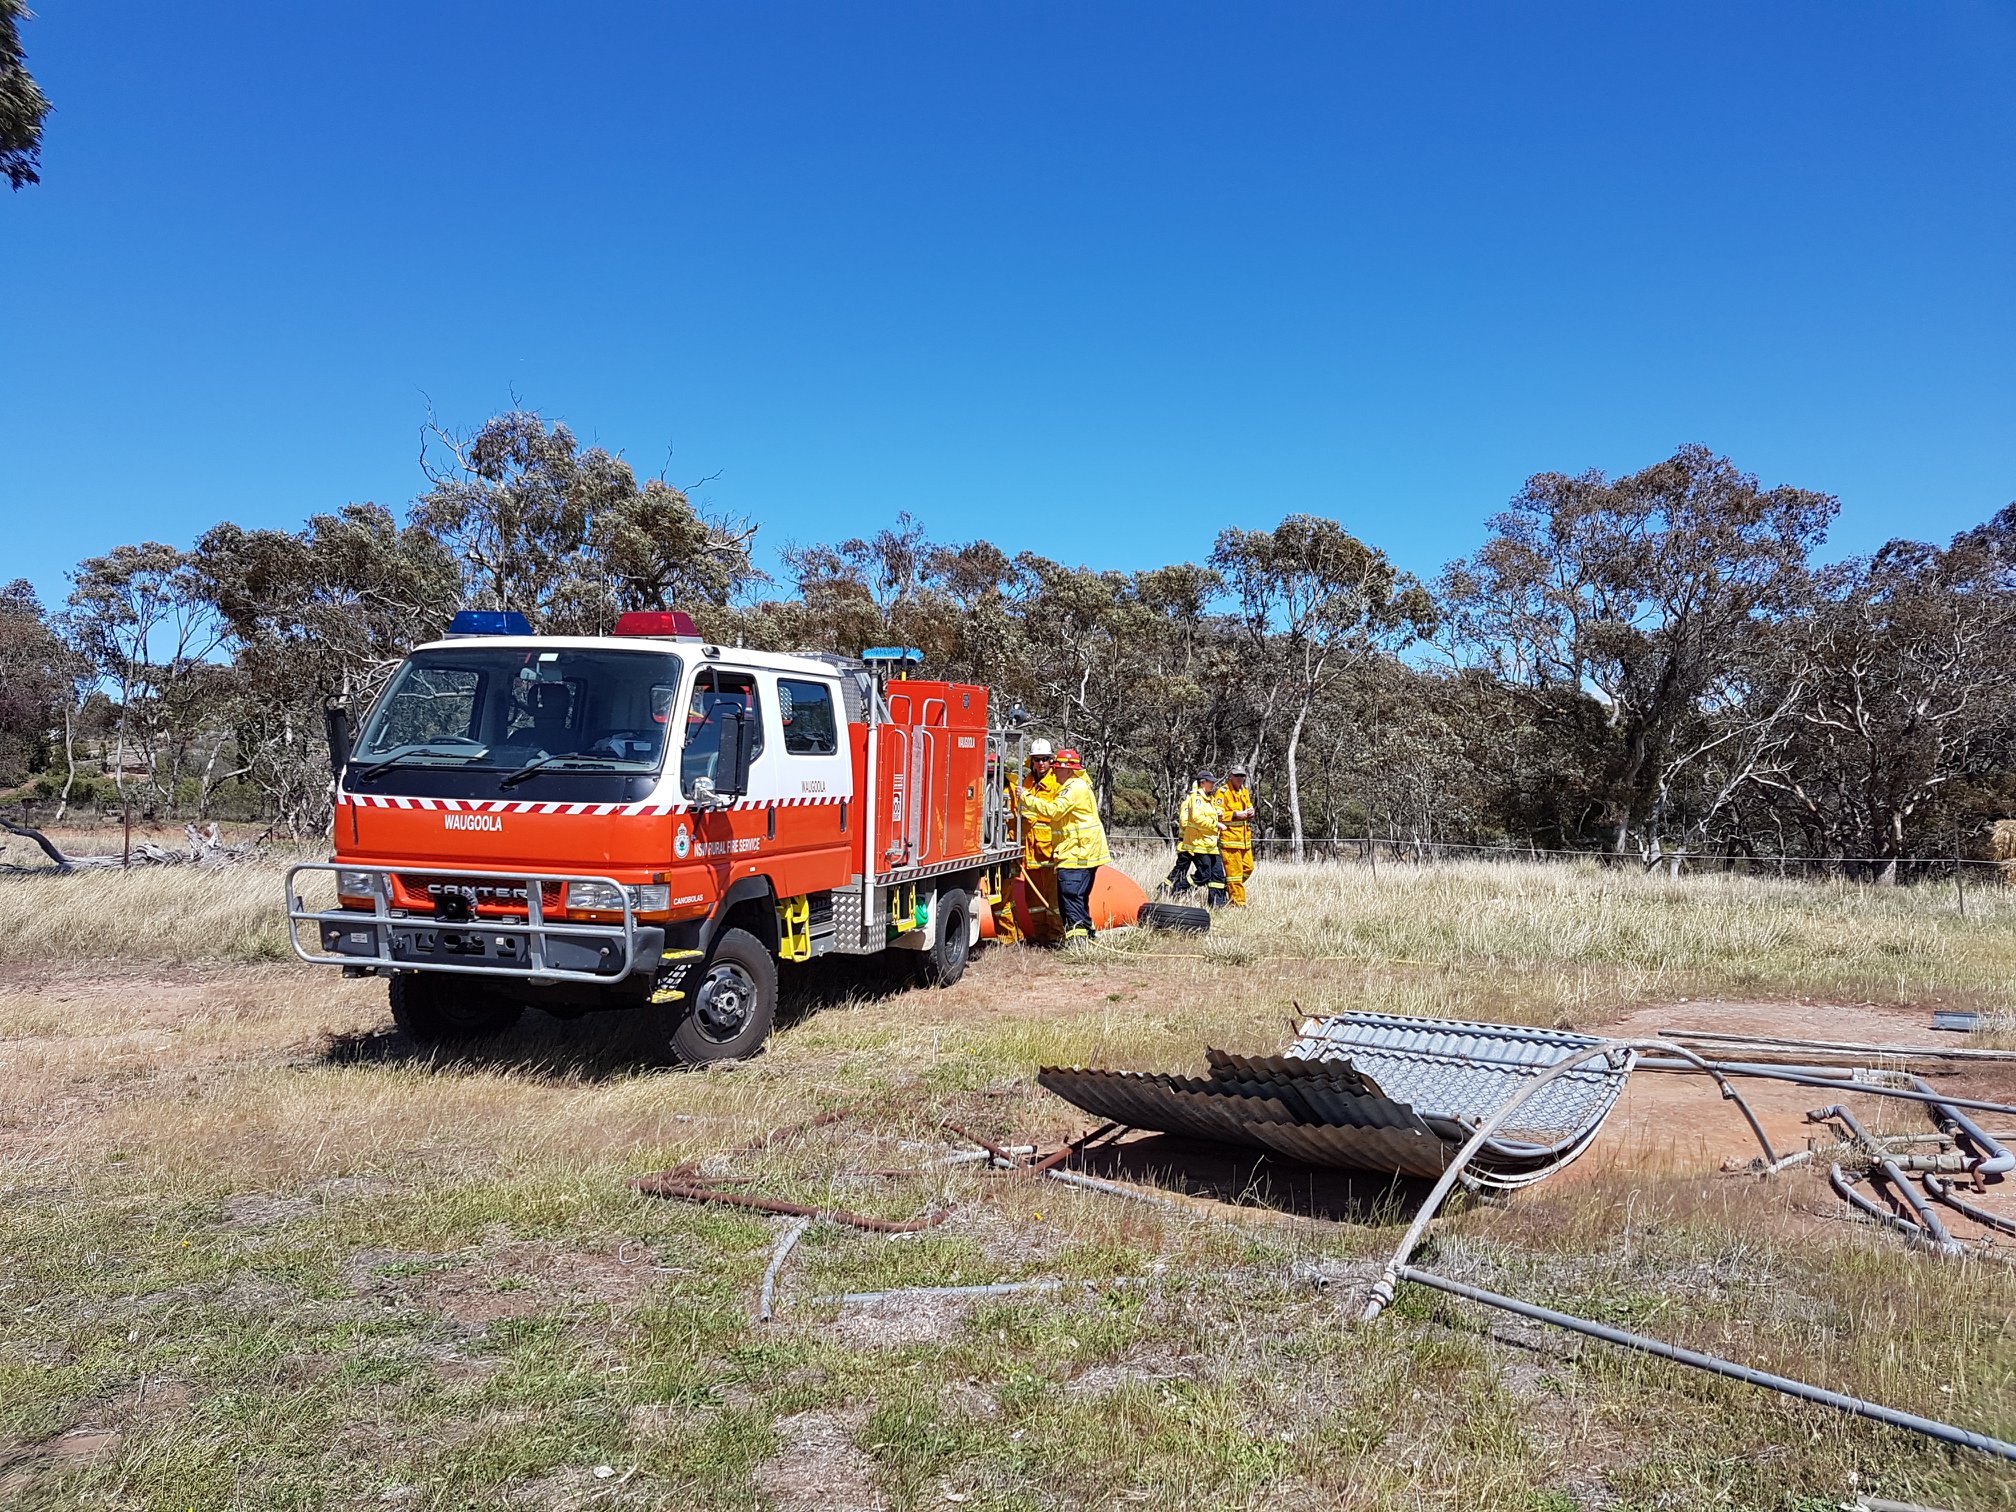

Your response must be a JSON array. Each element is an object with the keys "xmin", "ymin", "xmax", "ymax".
[
  {"xmin": 1165, "ymin": 770, "xmax": 1228, "ymax": 908},
  {"xmin": 1019, "ymin": 747, "xmax": 1111, "ymax": 941},
  {"xmin": 1216, "ymin": 763, "xmax": 1256, "ymax": 907},
  {"xmin": 1012, "ymin": 739, "xmax": 1063, "ymax": 942}
]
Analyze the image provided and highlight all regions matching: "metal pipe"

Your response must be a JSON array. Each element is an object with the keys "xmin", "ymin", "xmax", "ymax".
[
  {"xmin": 1885, "ymin": 1153, "xmax": 1978, "ymax": 1174},
  {"xmin": 757, "ymin": 1217, "xmax": 812, "ymax": 1322},
  {"xmin": 1639, "ymin": 1058, "xmax": 2016, "ymax": 1118},
  {"xmin": 1393, "ymin": 1265, "xmax": 2016, "ymax": 1463},
  {"xmin": 1362, "ymin": 1038, "xmax": 1780, "ymax": 1321},
  {"xmin": 1905, "ymin": 1075, "xmax": 2014, "ymax": 1177},
  {"xmin": 1814, "ymin": 1104, "xmax": 1951, "ymax": 1257},
  {"xmin": 1828, "ymin": 1164, "xmax": 1963, "ymax": 1257},
  {"xmin": 1658, "ymin": 1027, "xmax": 2016, "ymax": 1065},
  {"xmin": 933, "ymin": 1145, "xmax": 1037, "ymax": 1168},
  {"xmin": 1044, "ymin": 1168, "xmax": 1199, "ymax": 1215},
  {"xmin": 830, "ymin": 1277, "xmax": 1137, "ymax": 1305},
  {"xmin": 1923, "ymin": 1174, "xmax": 2016, "ymax": 1238},
  {"xmin": 1810, "ymin": 1107, "xmax": 1962, "ymax": 1254}
]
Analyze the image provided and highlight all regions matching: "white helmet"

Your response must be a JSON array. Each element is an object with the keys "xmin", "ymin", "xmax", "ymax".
[{"xmin": 1029, "ymin": 738, "xmax": 1054, "ymax": 757}]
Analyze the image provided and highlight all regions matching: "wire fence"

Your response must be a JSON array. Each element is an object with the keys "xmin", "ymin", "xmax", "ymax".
[{"xmin": 1108, "ymin": 830, "xmax": 2013, "ymax": 888}]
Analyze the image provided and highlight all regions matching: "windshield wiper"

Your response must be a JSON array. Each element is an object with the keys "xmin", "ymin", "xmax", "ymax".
[
  {"xmin": 497, "ymin": 751, "xmax": 629, "ymax": 789},
  {"xmin": 353, "ymin": 745, "xmax": 490, "ymax": 782}
]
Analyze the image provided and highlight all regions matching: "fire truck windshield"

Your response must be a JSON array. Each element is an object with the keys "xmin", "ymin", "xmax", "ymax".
[{"xmin": 354, "ymin": 646, "xmax": 683, "ymax": 786}]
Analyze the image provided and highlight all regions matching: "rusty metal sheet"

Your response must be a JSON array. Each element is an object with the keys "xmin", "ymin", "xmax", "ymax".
[{"xmin": 1038, "ymin": 1011, "xmax": 1635, "ymax": 1190}]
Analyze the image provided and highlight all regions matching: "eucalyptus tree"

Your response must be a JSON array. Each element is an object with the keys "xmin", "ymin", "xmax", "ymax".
[
  {"xmin": 63, "ymin": 544, "xmax": 226, "ymax": 818},
  {"xmin": 192, "ymin": 504, "xmax": 459, "ymax": 833},
  {"xmin": 0, "ymin": 0, "xmax": 50, "ymax": 190},
  {"xmin": 413, "ymin": 410, "xmax": 756, "ymax": 633},
  {"xmin": 1760, "ymin": 518, "xmax": 2016, "ymax": 877},
  {"xmin": 1212, "ymin": 515, "xmax": 1436, "ymax": 859},
  {"xmin": 1444, "ymin": 446, "xmax": 1835, "ymax": 858}
]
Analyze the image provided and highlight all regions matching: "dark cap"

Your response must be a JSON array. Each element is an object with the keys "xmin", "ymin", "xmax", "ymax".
[{"xmin": 1195, "ymin": 769, "xmax": 1218, "ymax": 784}]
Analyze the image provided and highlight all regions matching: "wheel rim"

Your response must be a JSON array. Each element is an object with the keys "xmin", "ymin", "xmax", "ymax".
[
  {"xmin": 944, "ymin": 911, "xmax": 968, "ymax": 969},
  {"xmin": 694, "ymin": 961, "xmax": 759, "ymax": 1043},
  {"xmin": 436, "ymin": 989, "xmax": 502, "ymax": 1028}
]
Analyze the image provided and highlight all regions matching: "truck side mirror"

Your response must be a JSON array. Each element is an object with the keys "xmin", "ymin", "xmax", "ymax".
[
  {"xmin": 324, "ymin": 699, "xmax": 353, "ymax": 785},
  {"xmin": 716, "ymin": 709, "xmax": 754, "ymax": 799}
]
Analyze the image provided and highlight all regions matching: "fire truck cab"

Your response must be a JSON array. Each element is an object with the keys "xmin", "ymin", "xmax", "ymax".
[{"xmin": 287, "ymin": 609, "xmax": 1025, "ymax": 1063}]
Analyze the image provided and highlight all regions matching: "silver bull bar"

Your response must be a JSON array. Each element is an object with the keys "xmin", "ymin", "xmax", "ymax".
[{"xmin": 285, "ymin": 862, "xmax": 645, "ymax": 984}]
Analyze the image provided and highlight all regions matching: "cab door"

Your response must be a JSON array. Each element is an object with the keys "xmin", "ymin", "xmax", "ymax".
[{"xmin": 766, "ymin": 672, "xmax": 853, "ymax": 895}]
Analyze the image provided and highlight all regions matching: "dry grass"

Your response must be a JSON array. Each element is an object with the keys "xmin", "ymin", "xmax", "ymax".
[
  {"xmin": 3, "ymin": 858, "xmax": 2015, "ymax": 1508},
  {"xmin": 0, "ymin": 861, "xmax": 303, "ymax": 964}
]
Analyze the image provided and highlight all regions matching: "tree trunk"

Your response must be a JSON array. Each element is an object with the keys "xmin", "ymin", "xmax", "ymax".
[
  {"xmin": 54, "ymin": 702, "xmax": 77, "ymax": 824},
  {"xmin": 0, "ymin": 815, "xmax": 72, "ymax": 871},
  {"xmin": 1286, "ymin": 699, "xmax": 1310, "ymax": 863}
]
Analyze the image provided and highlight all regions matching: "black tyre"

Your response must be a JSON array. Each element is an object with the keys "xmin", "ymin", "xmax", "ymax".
[
  {"xmin": 915, "ymin": 888, "xmax": 972, "ymax": 987},
  {"xmin": 388, "ymin": 973, "xmax": 525, "ymax": 1044},
  {"xmin": 1137, "ymin": 901, "xmax": 1212, "ymax": 933},
  {"xmin": 670, "ymin": 927, "xmax": 778, "ymax": 1065}
]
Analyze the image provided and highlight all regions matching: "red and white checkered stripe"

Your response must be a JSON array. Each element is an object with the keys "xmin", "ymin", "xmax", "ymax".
[{"xmin": 337, "ymin": 792, "xmax": 849, "ymax": 816}]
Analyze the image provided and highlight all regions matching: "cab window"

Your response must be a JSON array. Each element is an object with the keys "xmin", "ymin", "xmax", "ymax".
[
  {"xmin": 367, "ymin": 666, "xmax": 480, "ymax": 751},
  {"xmin": 681, "ymin": 670, "xmax": 765, "ymax": 795},
  {"xmin": 777, "ymin": 679, "xmax": 839, "ymax": 756}
]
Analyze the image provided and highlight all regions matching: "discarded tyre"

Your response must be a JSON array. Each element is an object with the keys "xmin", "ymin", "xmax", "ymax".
[{"xmin": 1137, "ymin": 901, "xmax": 1211, "ymax": 933}]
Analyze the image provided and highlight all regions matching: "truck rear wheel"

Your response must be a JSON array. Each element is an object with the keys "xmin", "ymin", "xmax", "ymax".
[
  {"xmin": 914, "ymin": 888, "xmax": 972, "ymax": 988},
  {"xmin": 669, "ymin": 927, "xmax": 777, "ymax": 1065},
  {"xmin": 388, "ymin": 973, "xmax": 525, "ymax": 1044}
]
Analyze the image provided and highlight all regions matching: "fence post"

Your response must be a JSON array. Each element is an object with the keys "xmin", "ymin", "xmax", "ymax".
[{"xmin": 1956, "ymin": 824, "xmax": 1967, "ymax": 919}]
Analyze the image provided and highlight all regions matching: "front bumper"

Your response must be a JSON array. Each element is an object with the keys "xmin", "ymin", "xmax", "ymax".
[{"xmin": 286, "ymin": 862, "xmax": 662, "ymax": 984}]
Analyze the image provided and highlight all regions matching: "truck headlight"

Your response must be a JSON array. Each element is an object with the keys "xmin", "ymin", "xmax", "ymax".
[
  {"xmin": 565, "ymin": 881, "xmax": 668, "ymax": 913},
  {"xmin": 336, "ymin": 869, "xmax": 377, "ymax": 902}
]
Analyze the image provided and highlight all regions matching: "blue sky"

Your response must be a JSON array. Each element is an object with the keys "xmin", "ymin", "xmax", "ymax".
[{"xmin": 3, "ymin": 2, "xmax": 2013, "ymax": 612}]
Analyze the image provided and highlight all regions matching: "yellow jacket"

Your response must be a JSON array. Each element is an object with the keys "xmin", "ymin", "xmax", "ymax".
[
  {"xmin": 1019, "ymin": 768, "xmax": 1061, "ymax": 865},
  {"xmin": 1022, "ymin": 772, "xmax": 1111, "ymax": 868},
  {"xmin": 1216, "ymin": 782, "xmax": 1255, "ymax": 850},
  {"xmin": 1178, "ymin": 787, "xmax": 1222, "ymax": 854}
]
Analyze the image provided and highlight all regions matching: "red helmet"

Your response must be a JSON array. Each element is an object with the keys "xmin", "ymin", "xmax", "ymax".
[{"xmin": 1054, "ymin": 747, "xmax": 1083, "ymax": 769}]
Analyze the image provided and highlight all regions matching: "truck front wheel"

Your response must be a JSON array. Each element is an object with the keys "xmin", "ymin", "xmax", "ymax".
[
  {"xmin": 388, "ymin": 973, "xmax": 525, "ymax": 1044},
  {"xmin": 669, "ymin": 927, "xmax": 778, "ymax": 1065}
]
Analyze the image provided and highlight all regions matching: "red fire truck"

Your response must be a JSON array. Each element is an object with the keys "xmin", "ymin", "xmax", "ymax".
[{"xmin": 286, "ymin": 609, "xmax": 1037, "ymax": 1063}]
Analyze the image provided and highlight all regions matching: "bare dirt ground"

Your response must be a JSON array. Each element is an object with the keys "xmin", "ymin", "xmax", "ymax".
[{"xmin": 1574, "ymin": 998, "xmax": 2016, "ymax": 1240}]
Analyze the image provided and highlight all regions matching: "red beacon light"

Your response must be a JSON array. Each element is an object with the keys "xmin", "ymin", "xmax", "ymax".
[{"xmin": 612, "ymin": 610, "xmax": 702, "ymax": 641}]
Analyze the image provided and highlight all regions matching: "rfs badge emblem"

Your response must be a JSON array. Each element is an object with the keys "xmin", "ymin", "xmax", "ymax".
[{"xmin": 673, "ymin": 824, "xmax": 691, "ymax": 859}]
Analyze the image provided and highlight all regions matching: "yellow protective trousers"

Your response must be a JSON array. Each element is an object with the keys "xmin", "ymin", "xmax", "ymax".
[
  {"xmin": 1221, "ymin": 846, "xmax": 1253, "ymax": 907},
  {"xmin": 1020, "ymin": 863, "xmax": 1063, "ymax": 943}
]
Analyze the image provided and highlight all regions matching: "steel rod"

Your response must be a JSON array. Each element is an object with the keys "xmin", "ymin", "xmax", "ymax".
[
  {"xmin": 1044, "ymin": 1168, "xmax": 1200, "ymax": 1215},
  {"xmin": 1638, "ymin": 1058, "xmax": 2016, "ymax": 1118},
  {"xmin": 1659, "ymin": 1027, "xmax": 2016, "ymax": 1065},
  {"xmin": 830, "ymin": 1277, "xmax": 1137, "ymax": 1304},
  {"xmin": 1393, "ymin": 1265, "xmax": 2016, "ymax": 1464},
  {"xmin": 757, "ymin": 1217, "xmax": 812, "ymax": 1322},
  {"xmin": 1363, "ymin": 1038, "xmax": 1779, "ymax": 1321}
]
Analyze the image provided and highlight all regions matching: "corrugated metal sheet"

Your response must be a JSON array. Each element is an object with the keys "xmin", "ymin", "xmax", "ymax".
[
  {"xmin": 1037, "ymin": 1011, "xmax": 1634, "ymax": 1189},
  {"xmin": 1288, "ymin": 1011, "xmax": 1632, "ymax": 1151}
]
